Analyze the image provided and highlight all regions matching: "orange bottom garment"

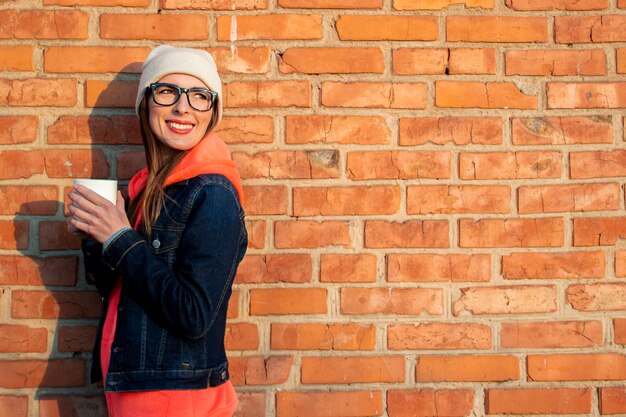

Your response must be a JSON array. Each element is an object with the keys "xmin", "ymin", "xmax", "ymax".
[{"xmin": 105, "ymin": 380, "xmax": 238, "ymax": 417}]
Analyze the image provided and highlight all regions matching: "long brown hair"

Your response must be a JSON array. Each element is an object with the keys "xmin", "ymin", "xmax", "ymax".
[{"xmin": 127, "ymin": 90, "xmax": 218, "ymax": 235}]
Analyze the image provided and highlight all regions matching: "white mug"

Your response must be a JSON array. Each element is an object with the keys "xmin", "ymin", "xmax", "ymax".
[{"xmin": 73, "ymin": 179, "xmax": 118, "ymax": 204}]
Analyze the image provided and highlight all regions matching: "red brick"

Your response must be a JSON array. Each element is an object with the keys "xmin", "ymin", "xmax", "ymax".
[
  {"xmin": 519, "ymin": 183, "xmax": 619, "ymax": 214},
  {"xmin": 116, "ymin": 151, "xmax": 145, "ymax": 180},
  {"xmin": 271, "ymin": 323, "xmax": 376, "ymax": 350},
  {"xmin": 45, "ymin": 47, "xmax": 148, "ymax": 73},
  {"xmin": 237, "ymin": 150, "xmax": 338, "ymax": 180},
  {"xmin": 459, "ymin": 151, "xmax": 561, "ymax": 179},
  {"xmin": 571, "ymin": 150, "xmax": 626, "ymax": 179},
  {"xmin": 218, "ymin": 14, "xmax": 321, "ymax": 40},
  {"xmin": 459, "ymin": 218, "xmax": 564, "ymax": 248},
  {"xmin": 574, "ymin": 217, "xmax": 626, "ymax": 246},
  {"xmin": 454, "ymin": 285, "xmax": 557, "ymax": 315},
  {"xmin": 322, "ymin": 82, "xmax": 426, "ymax": 109},
  {"xmin": 0, "ymin": 78, "xmax": 76, "ymax": 107},
  {"xmin": 340, "ymin": 287, "xmax": 444, "ymax": 315},
  {"xmin": 0, "ymin": 359, "xmax": 84, "ymax": 388},
  {"xmin": 506, "ymin": 49, "xmax": 605, "ymax": 76},
  {"xmin": 388, "ymin": 253, "xmax": 490, "ymax": 283},
  {"xmin": 235, "ymin": 393, "xmax": 265, "ymax": 417},
  {"xmin": 336, "ymin": 15, "xmax": 438, "ymax": 41},
  {"xmin": 507, "ymin": 0, "xmax": 606, "ymax": 9},
  {"xmin": 208, "ymin": 47, "xmax": 271, "ymax": 74},
  {"xmin": 215, "ymin": 116, "xmax": 273, "ymax": 144},
  {"xmin": 618, "ymin": 48, "xmax": 626, "ymax": 73},
  {"xmin": 567, "ymin": 283, "xmax": 626, "ymax": 312},
  {"xmin": 235, "ymin": 254, "xmax": 311, "ymax": 284},
  {"xmin": 503, "ymin": 250, "xmax": 605, "ymax": 280},
  {"xmin": 600, "ymin": 387, "xmax": 626, "ymax": 415},
  {"xmin": 417, "ymin": 355, "xmax": 519, "ymax": 382},
  {"xmin": 11, "ymin": 290, "xmax": 100, "ymax": 319},
  {"xmin": 224, "ymin": 81, "xmax": 310, "ymax": 108},
  {"xmin": 0, "ymin": 324, "xmax": 47, "ymax": 353},
  {"xmin": 39, "ymin": 395, "xmax": 107, "ymax": 417},
  {"xmin": 548, "ymin": 82, "xmax": 626, "ymax": 108},
  {"xmin": 388, "ymin": 389, "xmax": 474, "ymax": 417},
  {"xmin": 436, "ymin": 81, "xmax": 537, "ymax": 109},
  {"xmin": 243, "ymin": 186, "xmax": 288, "ymax": 215},
  {"xmin": 556, "ymin": 15, "xmax": 626, "ymax": 43},
  {"xmin": 320, "ymin": 254, "xmax": 377, "ymax": 283},
  {"xmin": 276, "ymin": 391, "xmax": 382, "ymax": 417},
  {"xmin": 447, "ymin": 16, "xmax": 547, "ymax": 42},
  {"xmin": 44, "ymin": 149, "xmax": 109, "ymax": 178},
  {"xmin": 395, "ymin": 0, "xmax": 493, "ymax": 8},
  {"xmin": 501, "ymin": 321, "xmax": 603, "ymax": 348},
  {"xmin": 0, "ymin": 396, "xmax": 28, "ymax": 417},
  {"xmin": 347, "ymin": 151, "xmax": 451, "ymax": 180},
  {"xmin": 528, "ymin": 353, "xmax": 626, "ymax": 381},
  {"xmin": 228, "ymin": 291, "xmax": 238, "ymax": 319},
  {"xmin": 162, "ymin": 0, "xmax": 266, "ymax": 9},
  {"xmin": 58, "ymin": 326, "xmax": 97, "ymax": 353},
  {"xmin": 408, "ymin": 185, "xmax": 510, "ymax": 214},
  {"xmin": 393, "ymin": 48, "xmax": 447, "ymax": 74},
  {"xmin": 394, "ymin": 48, "xmax": 496, "ymax": 75},
  {"xmin": 294, "ymin": 186, "xmax": 400, "ymax": 216},
  {"xmin": 0, "ymin": 220, "xmax": 28, "ymax": 250},
  {"xmin": 229, "ymin": 356, "xmax": 292, "ymax": 386},
  {"xmin": 280, "ymin": 0, "xmax": 381, "ymax": 7},
  {"xmin": 0, "ymin": 116, "xmax": 38, "ymax": 144},
  {"xmin": 246, "ymin": 220, "xmax": 265, "ymax": 249},
  {"xmin": 486, "ymin": 388, "xmax": 592, "ymax": 414},
  {"xmin": 286, "ymin": 115, "xmax": 390, "ymax": 145},
  {"xmin": 0, "ymin": 45, "xmax": 33, "ymax": 71},
  {"xmin": 0, "ymin": 256, "xmax": 76, "ymax": 286},
  {"xmin": 620, "ymin": 0, "xmax": 626, "ymax": 7},
  {"xmin": 0, "ymin": 10, "xmax": 88, "ymax": 39},
  {"xmin": 388, "ymin": 323, "xmax": 492, "ymax": 350},
  {"xmin": 399, "ymin": 117, "xmax": 501, "ymax": 146},
  {"xmin": 39, "ymin": 221, "xmax": 82, "ymax": 251},
  {"xmin": 250, "ymin": 288, "xmax": 326, "ymax": 315},
  {"xmin": 512, "ymin": 116, "xmax": 613, "ymax": 145},
  {"xmin": 0, "ymin": 186, "xmax": 58, "ymax": 215},
  {"xmin": 84, "ymin": 80, "xmax": 137, "ymax": 108},
  {"xmin": 365, "ymin": 220, "xmax": 449, "ymax": 249},
  {"xmin": 450, "ymin": 48, "xmax": 497, "ymax": 74},
  {"xmin": 617, "ymin": 250, "xmax": 626, "ymax": 277},
  {"xmin": 275, "ymin": 220, "xmax": 349, "ymax": 249},
  {"xmin": 280, "ymin": 48, "xmax": 384, "ymax": 74},
  {"xmin": 0, "ymin": 150, "xmax": 43, "ymax": 179},
  {"xmin": 224, "ymin": 323, "xmax": 259, "ymax": 351},
  {"xmin": 100, "ymin": 14, "xmax": 207, "ymax": 40},
  {"xmin": 302, "ymin": 356, "xmax": 404, "ymax": 384},
  {"xmin": 48, "ymin": 115, "xmax": 141, "ymax": 145}
]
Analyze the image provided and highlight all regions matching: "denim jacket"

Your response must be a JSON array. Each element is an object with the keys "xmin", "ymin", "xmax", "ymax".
[{"xmin": 83, "ymin": 174, "xmax": 247, "ymax": 392}]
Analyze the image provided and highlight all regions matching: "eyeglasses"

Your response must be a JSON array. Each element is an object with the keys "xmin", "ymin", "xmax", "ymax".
[{"xmin": 149, "ymin": 82, "xmax": 217, "ymax": 112}]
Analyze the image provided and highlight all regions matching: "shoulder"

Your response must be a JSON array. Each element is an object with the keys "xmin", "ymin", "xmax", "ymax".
[{"xmin": 182, "ymin": 175, "xmax": 243, "ymax": 216}]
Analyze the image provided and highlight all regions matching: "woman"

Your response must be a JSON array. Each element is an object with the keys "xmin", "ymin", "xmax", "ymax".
[{"xmin": 68, "ymin": 45, "xmax": 247, "ymax": 417}]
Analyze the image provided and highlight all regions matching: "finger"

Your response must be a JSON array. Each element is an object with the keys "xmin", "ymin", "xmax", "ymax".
[{"xmin": 116, "ymin": 191, "xmax": 125, "ymax": 211}]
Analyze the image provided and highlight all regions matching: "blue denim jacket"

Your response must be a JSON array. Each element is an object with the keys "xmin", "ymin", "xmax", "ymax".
[{"xmin": 83, "ymin": 174, "xmax": 247, "ymax": 392}]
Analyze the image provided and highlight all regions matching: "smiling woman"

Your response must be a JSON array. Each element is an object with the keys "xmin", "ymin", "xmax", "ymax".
[{"xmin": 66, "ymin": 46, "xmax": 247, "ymax": 417}]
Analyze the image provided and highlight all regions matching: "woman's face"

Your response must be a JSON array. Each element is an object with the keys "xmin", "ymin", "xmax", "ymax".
[{"xmin": 148, "ymin": 73, "xmax": 214, "ymax": 152}]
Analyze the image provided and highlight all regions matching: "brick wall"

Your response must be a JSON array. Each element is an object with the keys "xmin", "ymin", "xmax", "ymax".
[{"xmin": 1, "ymin": 0, "xmax": 626, "ymax": 416}]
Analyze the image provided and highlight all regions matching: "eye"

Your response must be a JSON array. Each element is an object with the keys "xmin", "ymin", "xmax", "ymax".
[
  {"xmin": 191, "ymin": 91, "xmax": 210, "ymax": 102},
  {"xmin": 155, "ymin": 86, "xmax": 176, "ymax": 95}
]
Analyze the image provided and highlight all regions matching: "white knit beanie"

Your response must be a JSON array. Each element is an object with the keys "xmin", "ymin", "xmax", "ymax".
[{"xmin": 136, "ymin": 45, "xmax": 222, "ymax": 126}]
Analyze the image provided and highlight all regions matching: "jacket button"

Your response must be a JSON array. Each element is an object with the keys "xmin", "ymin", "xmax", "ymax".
[
  {"xmin": 152, "ymin": 239, "xmax": 161, "ymax": 249},
  {"xmin": 220, "ymin": 371, "xmax": 226, "ymax": 380},
  {"xmin": 113, "ymin": 347, "xmax": 122, "ymax": 353}
]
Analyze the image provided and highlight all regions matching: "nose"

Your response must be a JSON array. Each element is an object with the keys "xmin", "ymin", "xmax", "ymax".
[{"xmin": 173, "ymin": 92, "xmax": 191, "ymax": 113}]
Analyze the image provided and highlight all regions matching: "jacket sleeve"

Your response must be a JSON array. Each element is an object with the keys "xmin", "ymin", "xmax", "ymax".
[
  {"xmin": 101, "ymin": 182, "xmax": 246, "ymax": 340},
  {"xmin": 82, "ymin": 237, "xmax": 118, "ymax": 298}
]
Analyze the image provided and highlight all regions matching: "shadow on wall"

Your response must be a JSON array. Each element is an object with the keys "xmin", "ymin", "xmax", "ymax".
[{"xmin": 11, "ymin": 63, "xmax": 144, "ymax": 417}]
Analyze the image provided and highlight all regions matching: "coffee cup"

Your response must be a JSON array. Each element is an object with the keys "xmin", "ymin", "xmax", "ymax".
[{"xmin": 73, "ymin": 179, "xmax": 118, "ymax": 204}]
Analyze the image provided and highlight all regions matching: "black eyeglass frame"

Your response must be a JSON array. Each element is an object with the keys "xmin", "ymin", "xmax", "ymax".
[{"xmin": 148, "ymin": 82, "xmax": 217, "ymax": 112}]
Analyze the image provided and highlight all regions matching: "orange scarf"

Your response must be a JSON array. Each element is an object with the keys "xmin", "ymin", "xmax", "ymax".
[{"xmin": 128, "ymin": 132, "xmax": 243, "ymax": 205}]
